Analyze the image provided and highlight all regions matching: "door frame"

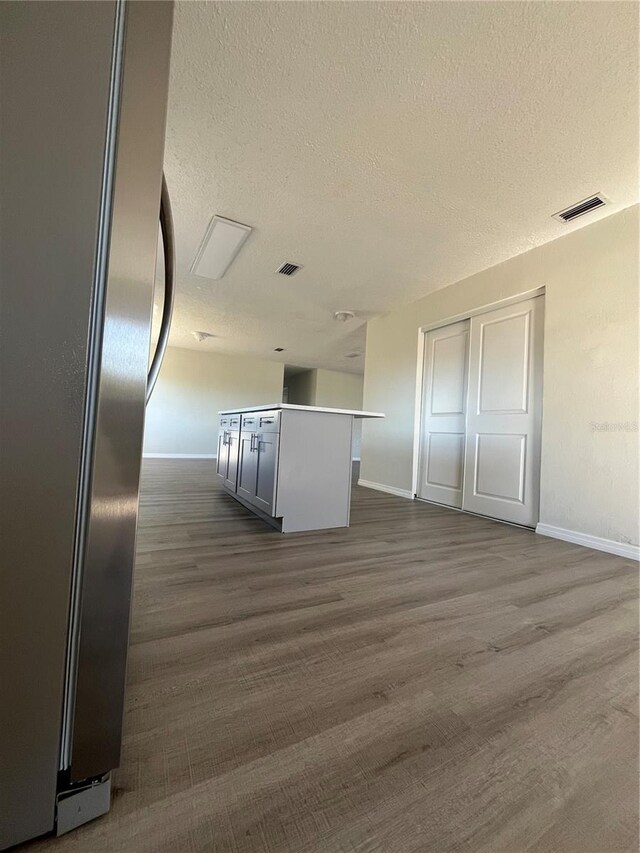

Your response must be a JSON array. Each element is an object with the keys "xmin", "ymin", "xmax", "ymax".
[{"xmin": 411, "ymin": 286, "xmax": 545, "ymax": 499}]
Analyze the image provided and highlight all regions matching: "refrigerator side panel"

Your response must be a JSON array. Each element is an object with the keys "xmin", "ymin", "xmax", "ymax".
[
  {"xmin": 0, "ymin": 2, "xmax": 119, "ymax": 848},
  {"xmin": 68, "ymin": 1, "xmax": 174, "ymax": 782}
]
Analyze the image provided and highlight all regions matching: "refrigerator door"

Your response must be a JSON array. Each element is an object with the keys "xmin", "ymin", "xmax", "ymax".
[
  {"xmin": 64, "ymin": 1, "xmax": 174, "ymax": 783},
  {"xmin": 0, "ymin": 1, "xmax": 173, "ymax": 847},
  {"xmin": 1, "ymin": 3, "xmax": 124, "ymax": 847}
]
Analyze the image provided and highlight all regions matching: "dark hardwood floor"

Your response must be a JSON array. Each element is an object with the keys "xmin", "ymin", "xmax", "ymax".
[{"xmin": 34, "ymin": 460, "xmax": 638, "ymax": 852}]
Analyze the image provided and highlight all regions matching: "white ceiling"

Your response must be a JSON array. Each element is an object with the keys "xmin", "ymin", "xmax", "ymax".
[{"xmin": 162, "ymin": 1, "xmax": 639, "ymax": 374}]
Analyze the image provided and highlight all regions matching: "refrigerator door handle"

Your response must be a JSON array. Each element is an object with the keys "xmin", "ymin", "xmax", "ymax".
[{"xmin": 146, "ymin": 172, "xmax": 175, "ymax": 404}]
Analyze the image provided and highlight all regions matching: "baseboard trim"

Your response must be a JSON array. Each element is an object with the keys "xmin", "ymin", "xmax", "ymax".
[
  {"xmin": 143, "ymin": 453, "xmax": 216, "ymax": 459},
  {"xmin": 357, "ymin": 478, "xmax": 414, "ymax": 500},
  {"xmin": 536, "ymin": 523, "xmax": 639, "ymax": 561}
]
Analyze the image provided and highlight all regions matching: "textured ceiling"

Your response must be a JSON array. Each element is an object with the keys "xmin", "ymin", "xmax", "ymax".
[{"xmin": 162, "ymin": 1, "xmax": 639, "ymax": 374}]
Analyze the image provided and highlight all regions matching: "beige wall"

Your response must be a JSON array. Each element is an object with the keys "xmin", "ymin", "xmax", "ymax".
[
  {"xmin": 314, "ymin": 369, "xmax": 364, "ymax": 457},
  {"xmin": 286, "ymin": 368, "xmax": 364, "ymax": 456},
  {"xmin": 314, "ymin": 369, "xmax": 364, "ymax": 410},
  {"xmin": 362, "ymin": 204, "xmax": 639, "ymax": 546},
  {"xmin": 143, "ymin": 347, "xmax": 284, "ymax": 455}
]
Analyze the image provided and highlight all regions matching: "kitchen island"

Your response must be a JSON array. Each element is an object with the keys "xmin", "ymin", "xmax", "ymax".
[{"xmin": 217, "ymin": 404, "xmax": 384, "ymax": 532}]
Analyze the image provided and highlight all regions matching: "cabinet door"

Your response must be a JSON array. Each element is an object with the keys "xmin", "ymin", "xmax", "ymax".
[
  {"xmin": 225, "ymin": 431, "xmax": 240, "ymax": 491},
  {"xmin": 253, "ymin": 432, "xmax": 279, "ymax": 516},
  {"xmin": 216, "ymin": 430, "xmax": 228, "ymax": 480},
  {"xmin": 236, "ymin": 431, "xmax": 257, "ymax": 502}
]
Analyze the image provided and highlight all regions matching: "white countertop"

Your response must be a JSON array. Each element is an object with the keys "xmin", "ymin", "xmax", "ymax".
[{"xmin": 219, "ymin": 403, "xmax": 384, "ymax": 419}]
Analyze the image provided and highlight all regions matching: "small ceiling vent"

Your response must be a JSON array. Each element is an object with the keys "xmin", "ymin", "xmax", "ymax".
[
  {"xmin": 276, "ymin": 262, "xmax": 301, "ymax": 276},
  {"xmin": 273, "ymin": 347, "xmax": 285, "ymax": 352},
  {"xmin": 553, "ymin": 193, "xmax": 608, "ymax": 223}
]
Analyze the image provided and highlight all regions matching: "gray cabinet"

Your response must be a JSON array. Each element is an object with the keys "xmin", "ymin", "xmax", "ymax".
[
  {"xmin": 253, "ymin": 432, "xmax": 279, "ymax": 515},
  {"xmin": 236, "ymin": 431, "xmax": 257, "ymax": 502},
  {"xmin": 235, "ymin": 428, "xmax": 279, "ymax": 515},
  {"xmin": 217, "ymin": 415, "xmax": 240, "ymax": 490},
  {"xmin": 225, "ymin": 431, "xmax": 240, "ymax": 491},
  {"xmin": 216, "ymin": 417, "xmax": 229, "ymax": 480},
  {"xmin": 216, "ymin": 431, "xmax": 227, "ymax": 480},
  {"xmin": 218, "ymin": 404, "xmax": 384, "ymax": 533}
]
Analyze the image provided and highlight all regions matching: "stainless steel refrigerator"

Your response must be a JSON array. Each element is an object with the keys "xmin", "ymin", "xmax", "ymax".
[{"xmin": 0, "ymin": 2, "xmax": 175, "ymax": 847}]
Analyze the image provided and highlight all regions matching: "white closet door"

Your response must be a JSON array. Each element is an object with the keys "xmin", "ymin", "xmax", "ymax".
[
  {"xmin": 418, "ymin": 320, "xmax": 470, "ymax": 507},
  {"xmin": 462, "ymin": 295, "xmax": 544, "ymax": 527}
]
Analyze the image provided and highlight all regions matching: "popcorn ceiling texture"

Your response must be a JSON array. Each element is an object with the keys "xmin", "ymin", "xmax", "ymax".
[{"xmin": 162, "ymin": 1, "xmax": 638, "ymax": 373}]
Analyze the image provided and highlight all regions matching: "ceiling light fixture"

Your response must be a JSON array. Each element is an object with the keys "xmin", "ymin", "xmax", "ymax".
[
  {"xmin": 192, "ymin": 331, "xmax": 215, "ymax": 342},
  {"xmin": 333, "ymin": 310, "xmax": 355, "ymax": 322},
  {"xmin": 191, "ymin": 215, "xmax": 252, "ymax": 280},
  {"xmin": 273, "ymin": 347, "xmax": 285, "ymax": 352}
]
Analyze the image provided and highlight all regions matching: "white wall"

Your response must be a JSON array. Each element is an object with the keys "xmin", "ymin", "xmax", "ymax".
[
  {"xmin": 362, "ymin": 204, "xmax": 639, "ymax": 548},
  {"xmin": 143, "ymin": 347, "xmax": 284, "ymax": 456}
]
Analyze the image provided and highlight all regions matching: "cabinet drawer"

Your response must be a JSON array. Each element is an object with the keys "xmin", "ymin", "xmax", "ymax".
[
  {"xmin": 242, "ymin": 409, "xmax": 280, "ymax": 432},
  {"xmin": 219, "ymin": 414, "xmax": 241, "ymax": 431},
  {"xmin": 241, "ymin": 411, "xmax": 280, "ymax": 432},
  {"xmin": 256, "ymin": 410, "xmax": 280, "ymax": 433},
  {"xmin": 240, "ymin": 413, "xmax": 258, "ymax": 431}
]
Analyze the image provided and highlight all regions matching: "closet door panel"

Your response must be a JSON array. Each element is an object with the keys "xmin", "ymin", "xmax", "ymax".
[
  {"xmin": 462, "ymin": 296, "xmax": 544, "ymax": 527},
  {"xmin": 418, "ymin": 320, "xmax": 469, "ymax": 508}
]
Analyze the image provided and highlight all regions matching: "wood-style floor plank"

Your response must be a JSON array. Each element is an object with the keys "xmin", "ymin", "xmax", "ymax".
[{"xmin": 30, "ymin": 460, "xmax": 638, "ymax": 852}]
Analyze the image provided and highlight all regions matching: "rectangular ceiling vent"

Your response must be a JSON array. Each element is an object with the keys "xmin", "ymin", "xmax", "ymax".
[
  {"xmin": 276, "ymin": 262, "xmax": 301, "ymax": 276},
  {"xmin": 553, "ymin": 193, "xmax": 608, "ymax": 223}
]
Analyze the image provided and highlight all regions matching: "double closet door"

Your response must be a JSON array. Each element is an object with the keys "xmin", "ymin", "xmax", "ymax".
[{"xmin": 418, "ymin": 295, "xmax": 543, "ymax": 527}]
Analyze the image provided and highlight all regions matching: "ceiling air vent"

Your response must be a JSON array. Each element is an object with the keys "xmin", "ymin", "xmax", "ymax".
[
  {"xmin": 276, "ymin": 262, "xmax": 301, "ymax": 276},
  {"xmin": 553, "ymin": 193, "xmax": 608, "ymax": 223}
]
